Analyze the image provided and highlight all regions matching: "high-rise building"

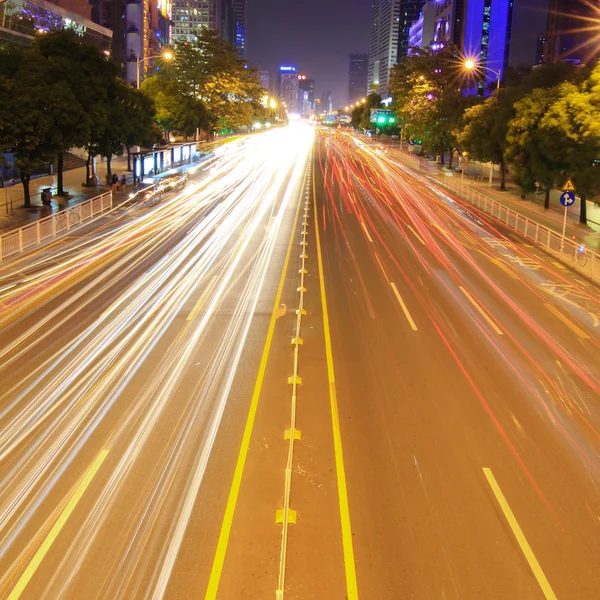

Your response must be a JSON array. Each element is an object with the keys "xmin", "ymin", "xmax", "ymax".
[
  {"xmin": 1, "ymin": 0, "xmax": 112, "ymax": 50},
  {"xmin": 93, "ymin": 0, "xmax": 170, "ymax": 85},
  {"xmin": 172, "ymin": 0, "xmax": 235, "ymax": 45},
  {"xmin": 299, "ymin": 75, "xmax": 316, "ymax": 115},
  {"xmin": 319, "ymin": 91, "xmax": 332, "ymax": 114},
  {"xmin": 545, "ymin": 0, "xmax": 599, "ymax": 64},
  {"xmin": 279, "ymin": 65, "xmax": 300, "ymax": 114},
  {"xmin": 232, "ymin": 0, "xmax": 246, "ymax": 57},
  {"xmin": 368, "ymin": 0, "xmax": 426, "ymax": 96},
  {"xmin": 348, "ymin": 53, "xmax": 368, "ymax": 103},
  {"xmin": 258, "ymin": 70, "xmax": 271, "ymax": 93}
]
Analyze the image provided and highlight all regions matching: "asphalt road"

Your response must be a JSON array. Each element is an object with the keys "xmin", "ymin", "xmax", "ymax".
[{"xmin": 0, "ymin": 125, "xmax": 599, "ymax": 600}]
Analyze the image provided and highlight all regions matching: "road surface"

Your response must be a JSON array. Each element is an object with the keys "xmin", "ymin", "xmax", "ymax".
[{"xmin": 0, "ymin": 125, "xmax": 599, "ymax": 600}]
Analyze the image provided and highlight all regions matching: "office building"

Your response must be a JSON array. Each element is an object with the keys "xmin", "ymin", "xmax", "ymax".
[
  {"xmin": 348, "ymin": 53, "xmax": 368, "ymax": 103},
  {"xmin": 279, "ymin": 65, "xmax": 299, "ymax": 114},
  {"xmin": 545, "ymin": 0, "xmax": 599, "ymax": 64},
  {"xmin": 368, "ymin": 0, "xmax": 426, "ymax": 96},
  {"xmin": 319, "ymin": 91, "xmax": 332, "ymax": 114},
  {"xmin": 0, "ymin": 0, "xmax": 112, "ymax": 50},
  {"xmin": 407, "ymin": 1, "xmax": 437, "ymax": 52},
  {"xmin": 258, "ymin": 70, "xmax": 271, "ymax": 93},
  {"xmin": 299, "ymin": 75, "xmax": 316, "ymax": 116},
  {"xmin": 462, "ymin": 0, "xmax": 551, "ymax": 91},
  {"xmin": 232, "ymin": 0, "xmax": 246, "ymax": 56},
  {"xmin": 171, "ymin": 0, "xmax": 235, "ymax": 45}
]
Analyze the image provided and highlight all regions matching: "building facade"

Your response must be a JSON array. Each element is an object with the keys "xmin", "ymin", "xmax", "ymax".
[
  {"xmin": 232, "ymin": 0, "xmax": 245, "ymax": 56},
  {"xmin": 258, "ymin": 70, "xmax": 271, "ymax": 93},
  {"xmin": 299, "ymin": 75, "xmax": 316, "ymax": 116},
  {"xmin": 278, "ymin": 65, "xmax": 299, "ymax": 115},
  {"xmin": 368, "ymin": 0, "xmax": 426, "ymax": 96},
  {"xmin": 348, "ymin": 53, "xmax": 368, "ymax": 103},
  {"xmin": 545, "ymin": 0, "xmax": 598, "ymax": 64},
  {"xmin": 0, "ymin": 0, "xmax": 112, "ymax": 50},
  {"xmin": 171, "ymin": 0, "xmax": 235, "ymax": 45}
]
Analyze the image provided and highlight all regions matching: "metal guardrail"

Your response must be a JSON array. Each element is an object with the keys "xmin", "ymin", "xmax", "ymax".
[
  {"xmin": 432, "ymin": 178, "xmax": 600, "ymax": 285},
  {"xmin": 0, "ymin": 191, "xmax": 113, "ymax": 262}
]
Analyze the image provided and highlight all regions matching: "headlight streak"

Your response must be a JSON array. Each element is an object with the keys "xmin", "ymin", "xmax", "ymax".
[{"xmin": 0, "ymin": 126, "xmax": 315, "ymax": 598}]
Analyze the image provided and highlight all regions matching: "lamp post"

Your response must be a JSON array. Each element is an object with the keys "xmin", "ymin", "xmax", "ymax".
[
  {"xmin": 137, "ymin": 50, "xmax": 173, "ymax": 89},
  {"xmin": 463, "ymin": 59, "xmax": 501, "ymax": 90}
]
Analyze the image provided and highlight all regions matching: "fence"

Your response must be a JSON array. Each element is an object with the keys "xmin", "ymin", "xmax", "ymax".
[
  {"xmin": 0, "ymin": 191, "xmax": 112, "ymax": 262},
  {"xmin": 431, "ymin": 177, "xmax": 600, "ymax": 285}
]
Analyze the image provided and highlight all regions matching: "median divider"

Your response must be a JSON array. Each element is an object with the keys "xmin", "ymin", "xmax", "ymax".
[{"xmin": 0, "ymin": 191, "xmax": 113, "ymax": 262}]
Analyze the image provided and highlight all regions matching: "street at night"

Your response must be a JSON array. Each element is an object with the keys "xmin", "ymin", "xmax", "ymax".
[{"xmin": 2, "ymin": 0, "xmax": 600, "ymax": 597}]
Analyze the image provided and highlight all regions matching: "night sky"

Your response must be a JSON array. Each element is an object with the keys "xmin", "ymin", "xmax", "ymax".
[{"xmin": 247, "ymin": 0, "xmax": 371, "ymax": 107}]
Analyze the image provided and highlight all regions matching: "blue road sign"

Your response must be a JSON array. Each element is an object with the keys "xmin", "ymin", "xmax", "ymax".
[{"xmin": 560, "ymin": 191, "xmax": 576, "ymax": 207}]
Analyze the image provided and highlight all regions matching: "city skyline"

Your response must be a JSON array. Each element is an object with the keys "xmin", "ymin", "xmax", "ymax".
[{"xmin": 247, "ymin": 0, "xmax": 370, "ymax": 107}]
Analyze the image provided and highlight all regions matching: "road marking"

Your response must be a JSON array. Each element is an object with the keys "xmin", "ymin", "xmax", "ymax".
[
  {"xmin": 204, "ymin": 172, "xmax": 304, "ymax": 600},
  {"xmin": 482, "ymin": 467, "xmax": 557, "ymax": 600},
  {"xmin": 359, "ymin": 218, "xmax": 373, "ymax": 242},
  {"xmin": 406, "ymin": 223, "xmax": 426, "ymax": 245},
  {"xmin": 373, "ymin": 252, "xmax": 389, "ymax": 279},
  {"xmin": 544, "ymin": 302, "xmax": 589, "ymax": 339},
  {"xmin": 551, "ymin": 261, "xmax": 566, "ymax": 270},
  {"xmin": 187, "ymin": 275, "xmax": 217, "ymax": 321},
  {"xmin": 8, "ymin": 449, "xmax": 109, "ymax": 600},
  {"xmin": 314, "ymin": 171, "xmax": 359, "ymax": 600},
  {"xmin": 390, "ymin": 282, "xmax": 418, "ymax": 331},
  {"xmin": 459, "ymin": 286, "xmax": 503, "ymax": 335}
]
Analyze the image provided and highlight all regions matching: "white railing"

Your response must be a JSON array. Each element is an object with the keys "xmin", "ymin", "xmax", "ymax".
[
  {"xmin": 0, "ymin": 192, "xmax": 113, "ymax": 262},
  {"xmin": 432, "ymin": 178, "xmax": 600, "ymax": 285}
]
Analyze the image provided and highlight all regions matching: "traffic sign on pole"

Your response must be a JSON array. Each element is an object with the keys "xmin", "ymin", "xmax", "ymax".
[
  {"xmin": 560, "ymin": 191, "xmax": 576, "ymax": 207},
  {"xmin": 561, "ymin": 177, "xmax": 576, "ymax": 192}
]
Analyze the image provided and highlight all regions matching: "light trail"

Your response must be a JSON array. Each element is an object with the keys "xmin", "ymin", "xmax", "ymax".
[{"xmin": 0, "ymin": 126, "xmax": 314, "ymax": 598}]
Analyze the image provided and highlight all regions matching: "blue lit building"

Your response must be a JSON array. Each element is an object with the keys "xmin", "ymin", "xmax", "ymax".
[
  {"xmin": 232, "ymin": 0, "xmax": 245, "ymax": 57},
  {"xmin": 278, "ymin": 65, "xmax": 300, "ymax": 115},
  {"xmin": 462, "ymin": 0, "xmax": 550, "ymax": 92}
]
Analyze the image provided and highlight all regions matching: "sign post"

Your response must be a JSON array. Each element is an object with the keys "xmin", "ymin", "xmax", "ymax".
[{"xmin": 560, "ymin": 177, "xmax": 576, "ymax": 251}]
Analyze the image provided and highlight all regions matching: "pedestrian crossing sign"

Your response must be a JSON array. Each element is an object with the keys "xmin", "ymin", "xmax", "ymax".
[{"xmin": 561, "ymin": 177, "xmax": 576, "ymax": 192}]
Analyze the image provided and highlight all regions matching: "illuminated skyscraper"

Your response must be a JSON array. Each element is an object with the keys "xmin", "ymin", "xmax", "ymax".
[
  {"xmin": 348, "ymin": 53, "xmax": 368, "ymax": 103},
  {"xmin": 279, "ymin": 65, "xmax": 300, "ymax": 115},
  {"xmin": 232, "ymin": 0, "xmax": 246, "ymax": 57},
  {"xmin": 172, "ymin": 0, "xmax": 235, "ymax": 45}
]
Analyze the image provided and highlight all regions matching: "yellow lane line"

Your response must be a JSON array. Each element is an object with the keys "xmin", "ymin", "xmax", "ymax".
[
  {"xmin": 406, "ymin": 223, "xmax": 426, "ymax": 246},
  {"xmin": 313, "ymin": 172, "xmax": 359, "ymax": 600},
  {"xmin": 187, "ymin": 275, "xmax": 218, "ymax": 321},
  {"xmin": 359, "ymin": 219, "xmax": 373, "ymax": 242},
  {"xmin": 544, "ymin": 302, "xmax": 589, "ymax": 339},
  {"xmin": 8, "ymin": 449, "xmax": 109, "ymax": 600},
  {"xmin": 551, "ymin": 261, "xmax": 566, "ymax": 270},
  {"xmin": 473, "ymin": 248, "xmax": 519, "ymax": 281},
  {"xmin": 204, "ymin": 171, "xmax": 304, "ymax": 600},
  {"xmin": 459, "ymin": 286, "xmax": 503, "ymax": 335},
  {"xmin": 389, "ymin": 282, "xmax": 418, "ymax": 331},
  {"xmin": 482, "ymin": 468, "xmax": 557, "ymax": 600}
]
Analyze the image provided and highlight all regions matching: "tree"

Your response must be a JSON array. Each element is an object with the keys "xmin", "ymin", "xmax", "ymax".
[
  {"xmin": 541, "ymin": 74, "xmax": 600, "ymax": 224},
  {"xmin": 505, "ymin": 87, "xmax": 565, "ymax": 208},
  {"xmin": 0, "ymin": 45, "xmax": 78, "ymax": 207},
  {"xmin": 157, "ymin": 29, "xmax": 264, "ymax": 136},
  {"xmin": 35, "ymin": 31, "xmax": 120, "ymax": 190},
  {"xmin": 389, "ymin": 46, "xmax": 469, "ymax": 164},
  {"xmin": 459, "ymin": 88, "xmax": 519, "ymax": 190}
]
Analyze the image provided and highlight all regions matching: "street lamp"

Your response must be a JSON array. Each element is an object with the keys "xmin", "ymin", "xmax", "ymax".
[
  {"xmin": 463, "ymin": 59, "xmax": 501, "ymax": 90},
  {"xmin": 137, "ymin": 50, "xmax": 173, "ymax": 89}
]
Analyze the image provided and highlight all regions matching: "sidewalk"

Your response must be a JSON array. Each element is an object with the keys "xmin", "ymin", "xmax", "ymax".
[
  {"xmin": 388, "ymin": 146, "xmax": 600, "ymax": 253},
  {"xmin": 0, "ymin": 156, "xmax": 133, "ymax": 235}
]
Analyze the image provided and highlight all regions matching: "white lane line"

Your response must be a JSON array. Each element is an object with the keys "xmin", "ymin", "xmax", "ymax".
[
  {"xmin": 390, "ymin": 282, "xmax": 418, "ymax": 331},
  {"xmin": 459, "ymin": 285, "xmax": 503, "ymax": 335}
]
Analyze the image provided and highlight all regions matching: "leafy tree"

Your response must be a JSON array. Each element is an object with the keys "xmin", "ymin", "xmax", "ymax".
[
  {"xmin": 505, "ymin": 87, "xmax": 565, "ymax": 208},
  {"xmin": 389, "ymin": 46, "xmax": 470, "ymax": 165},
  {"xmin": 35, "ymin": 31, "xmax": 119, "ymax": 190},
  {"xmin": 541, "ymin": 75, "xmax": 600, "ymax": 224},
  {"xmin": 459, "ymin": 88, "xmax": 520, "ymax": 190},
  {"xmin": 160, "ymin": 29, "xmax": 263, "ymax": 136},
  {"xmin": 0, "ymin": 45, "xmax": 78, "ymax": 207}
]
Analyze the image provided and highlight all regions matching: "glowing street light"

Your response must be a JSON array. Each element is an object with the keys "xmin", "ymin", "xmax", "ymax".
[
  {"xmin": 463, "ymin": 58, "xmax": 501, "ymax": 90},
  {"xmin": 137, "ymin": 50, "xmax": 173, "ymax": 89}
]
